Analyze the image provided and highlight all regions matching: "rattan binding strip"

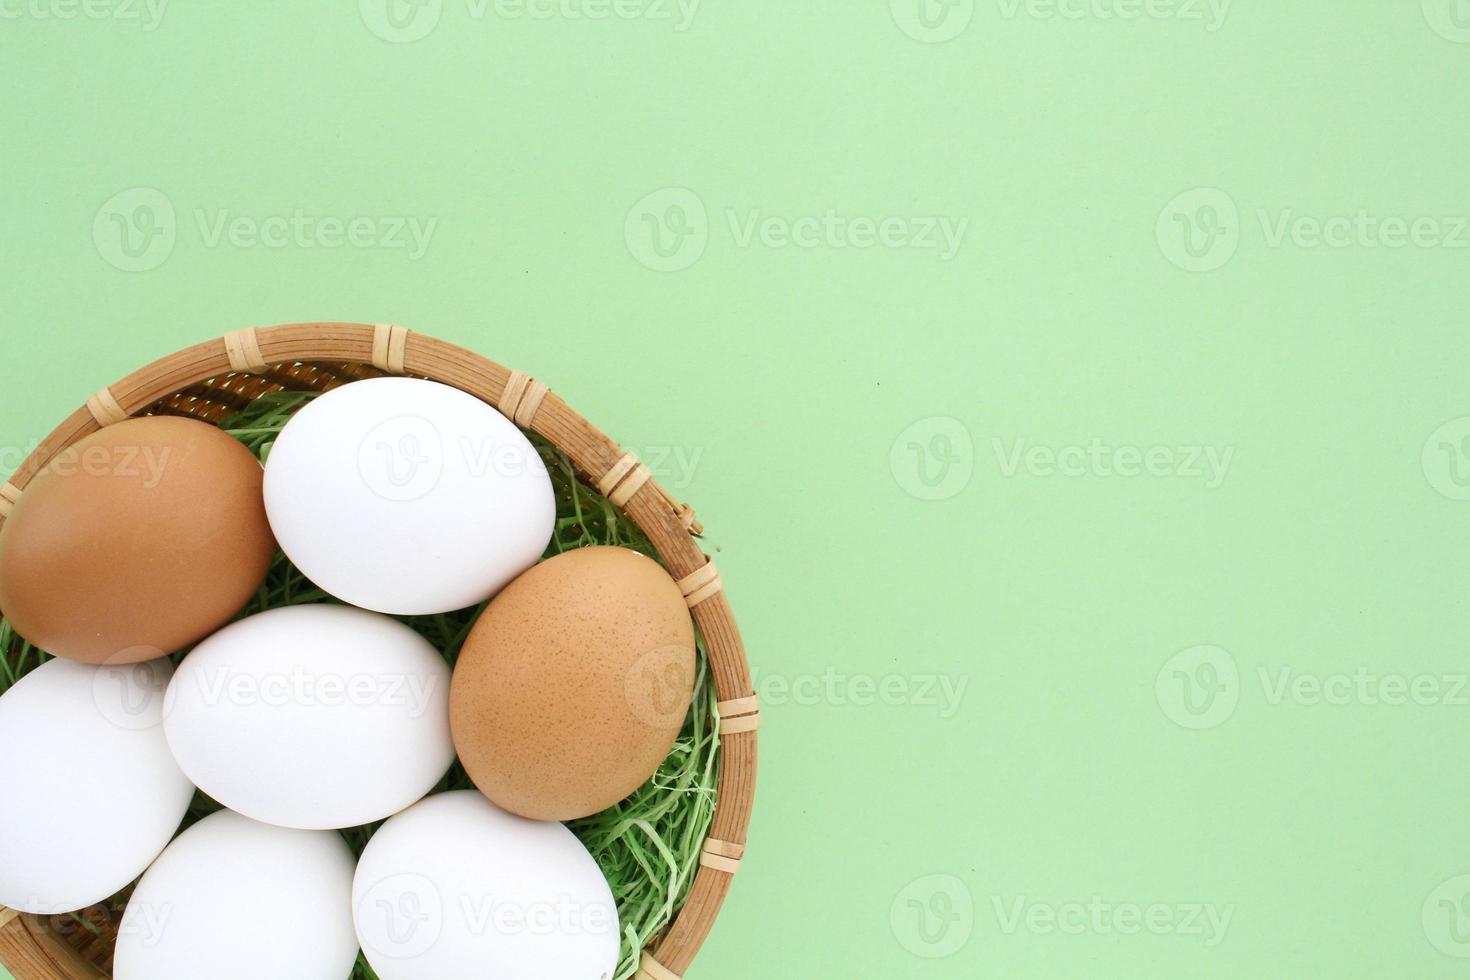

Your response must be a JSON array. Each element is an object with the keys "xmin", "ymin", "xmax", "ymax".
[
  {"xmin": 634, "ymin": 951, "xmax": 682, "ymax": 980},
  {"xmin": 597, "ymin": 453, "xmax": 639, "ymax": 496},
  {"xmin": 597, "ymin": 451, "xmax": 654, "ymax": 507},
  {"xmin": 223, "ymin": 329, "xmax": 268, "ymax": 374},
  {"xmin": 700, "ymin": 838, "xmax": 746, "ymax": 875},
  {"xmin": 371, "ymin": 323, "xmax": 409, "ymax": 374},
  {"xmin": 0, "ymin": 483, "xmax": 20, "ymax": 519},
  {"xmin": 677, "ymin": 559, "xmax": 723, "ymax": 608},
  {"xmin": 719, "ymin": 694, "xmax": 761, "ymax": 735},
  {"xmin": 720, "ymin": 716, "xmax": 761, "ymax": 736},
  {"xmin": 610, "ymin": 464, "xmax": 651, "ymax": 507},
  {"xmin": 85, "ymin": 388, "xmax": 128, "ymax": 427},
  {"xmin": 515, "ymin": 380, "xmax": 549, "ymax": 428},
  {"xmin": 499, "ymin": 370, "xmax": 550, "ymax": 428},
  {"xmin": 499, "ymin": 371, "xmax": 530, "ymax": 418}
]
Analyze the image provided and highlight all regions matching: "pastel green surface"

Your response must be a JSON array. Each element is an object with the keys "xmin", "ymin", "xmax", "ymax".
[{"xmin": 1, "ymin": 2, "xmax": 1468, "ymax": 977}]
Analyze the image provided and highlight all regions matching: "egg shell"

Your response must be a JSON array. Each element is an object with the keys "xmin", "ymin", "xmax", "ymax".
[
  {"xmin": 113, "ymin": 809, "xmax": 358, "ymax": 980},
  {"xmin": 164, "ymin": 604, "xmax": 455, "ymax": 830},
  {"xmin": 353, "ymin": 790, "xmax": 618, "ymax": 980},
  {"xmin": 0, "ymin": 416, "xmax": 276, "ymax": 665},
  {"xmin": 262, "ymin": 377, "xmax": 556, "ymax": 615},
  {"xmin": 450, "ymin": 546, "xmax": 696, "ymax": 821},
  {"xmin": 0, "ymin": 657, "xmax": 193, "ymax": 913}
]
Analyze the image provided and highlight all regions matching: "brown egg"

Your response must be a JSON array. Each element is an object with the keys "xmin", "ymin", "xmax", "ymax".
[
  {"xmin": 450, "ymin": 546, "xmax": 696, "ymax": 821},
  {"xmin": 0, "ymin": 416, "xmax": 276, "ymax": 665}
]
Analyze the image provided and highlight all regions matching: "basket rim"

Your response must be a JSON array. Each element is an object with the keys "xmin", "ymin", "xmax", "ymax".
[{"xmin": 0, "ymin": 323, "xmax": 758, "ymax": 980}]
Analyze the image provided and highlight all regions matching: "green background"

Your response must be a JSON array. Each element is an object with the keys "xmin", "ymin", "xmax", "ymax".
[{"xmin": 3, "ymin": 1, "xmax": 1470, "ymax": 977}]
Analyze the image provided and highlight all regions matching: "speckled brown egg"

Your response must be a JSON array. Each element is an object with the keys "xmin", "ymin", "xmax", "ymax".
[
  {"xmin": 450, "ymin": 546, "xmax": 697, "ymax": 821},
  {"xmin": 0, "ymin": 417, "xmax": 276, "ymax": 665}
]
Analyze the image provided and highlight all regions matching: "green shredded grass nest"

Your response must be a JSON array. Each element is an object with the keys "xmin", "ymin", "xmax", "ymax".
[{"xmin": 0, "ymin": 390, "xmax": 720, "ymax": 980}]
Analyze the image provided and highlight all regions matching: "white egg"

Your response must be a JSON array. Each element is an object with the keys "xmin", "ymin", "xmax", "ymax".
[
  {"xmin": 353, "ymin": 791, "xmax": 619, "ymax": 980},
  {"xmin": 263, "ymin": 377, "xmax": 555, "ymax": 615},
  {"xmin": 164, "ymin": 605, "xmax": 454, "ymax": 831},
  {"xmin": 113, "ymin": 809, "xmax": 358, "ymax": 980},
  {"xmin": 0, "ymin": 657, "xmax": 192, "ymax": 914}
]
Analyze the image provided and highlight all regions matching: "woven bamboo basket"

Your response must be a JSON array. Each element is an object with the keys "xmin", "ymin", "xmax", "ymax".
[{"xmin": 0, "ymin": 323, "xmax": 758, "ymax": 980}]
